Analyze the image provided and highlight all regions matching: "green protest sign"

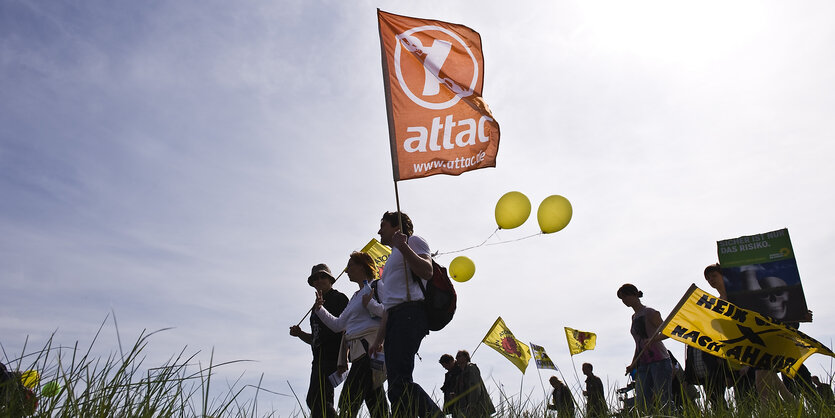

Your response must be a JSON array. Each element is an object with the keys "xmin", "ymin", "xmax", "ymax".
[
  {"xmin": 718, "ymin": 228, "xmax": 794, "ymax": 267},
  {"xmin": 717, "ymin": 228, "xmax": 809, "ymax": 323}
]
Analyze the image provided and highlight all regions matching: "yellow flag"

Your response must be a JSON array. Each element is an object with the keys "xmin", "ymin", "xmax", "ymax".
[
  {"xmin": 564, "ymin": 327, "xmax": 597, "ymax": 356},
  {"xmin": 482, "ymin": 317, "xmax": 531, "ymax": 373},
  {"xmin": 360, "ymin": 238, "xmax": 391, "ymax": 279},
  {"xmin": 20, "ymin": 370, "xmax": 39, "ymax": 389},
  {"xmin": 661, "ymin": 284, "xmax": 835, "ymax": 377}
]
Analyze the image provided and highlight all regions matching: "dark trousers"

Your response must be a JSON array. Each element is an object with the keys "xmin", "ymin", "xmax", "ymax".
[
  {"xmin": 338, "ymin": 354, "xmax": 389, "ymax": 418},
  {"xmin": 385, "ymin": 302, "xmax": 441, "ymax": 417},
  {"xmin": 307, "ymin": 357, "xmax": 338, "ymax": 418},
  {"xmin": 703, "ymin": 377, "xmax": 727, "ymax": 411}
]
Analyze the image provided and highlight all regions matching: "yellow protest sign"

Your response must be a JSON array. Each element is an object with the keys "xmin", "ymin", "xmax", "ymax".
[
  {"xmin": 361, "ymin": 238, "xmax": 391, "ymax": 279},
  {"xmin": 661, "ymin": 284, "xmax": 834, "ymax": 377}
]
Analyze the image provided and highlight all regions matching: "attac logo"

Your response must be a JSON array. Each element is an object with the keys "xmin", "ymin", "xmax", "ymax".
[
  {"xmin": 378, "ymin": 9, "xmax": 500, "ymax": 181},
  {"xmin": 394, "ymin": 26, "xmax": 478, "ymax": 110}
]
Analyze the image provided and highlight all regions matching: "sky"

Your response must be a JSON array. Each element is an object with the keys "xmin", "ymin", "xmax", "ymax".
[{"xmin": 2, "ymin": 0, "xmax": 835, "ymax": 416}]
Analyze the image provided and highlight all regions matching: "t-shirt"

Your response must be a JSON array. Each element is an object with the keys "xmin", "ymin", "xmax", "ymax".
[
  {"xmin": 310, "ymin": 288, "xmax": 348, "ymax": 359},
  {"xmin": 630, "ymin": 306, "xmax": 670, "ymax": 364},
  {"xmin": 379, "ymin": 235, "xmax": 430, "ymax": 310}
]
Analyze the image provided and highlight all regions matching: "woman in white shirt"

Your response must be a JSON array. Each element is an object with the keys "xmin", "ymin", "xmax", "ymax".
[{"xmin": 314, "ymin": 251, "xmax": 388, "ymax": 418}]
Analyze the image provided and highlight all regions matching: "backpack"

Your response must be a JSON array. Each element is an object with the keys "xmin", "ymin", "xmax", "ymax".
[{"xmin": 413, "ymin": 260, "xmax": 457, "ymax": 331}]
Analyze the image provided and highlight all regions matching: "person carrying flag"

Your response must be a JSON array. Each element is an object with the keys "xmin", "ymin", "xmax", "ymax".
[
  {"xmin": 369, "ymin": 211, "xmax": 442, "ymax": 417},
  {"xmin": 290, "ymin": 264, "xmax": 349, "ymax": 418}
]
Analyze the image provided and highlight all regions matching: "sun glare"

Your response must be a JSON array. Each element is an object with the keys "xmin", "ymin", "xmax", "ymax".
[{"xmin": 577, "ymin": 1, "xmax": 769, "ymax": 66}]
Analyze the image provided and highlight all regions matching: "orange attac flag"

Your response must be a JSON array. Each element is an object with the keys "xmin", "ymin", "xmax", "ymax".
[{"xmin": 377, "ymin": 9, "xmax": 500, "ymax": 181}]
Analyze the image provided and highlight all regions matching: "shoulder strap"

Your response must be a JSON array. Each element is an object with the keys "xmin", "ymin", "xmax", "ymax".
[
  {"xmin": 412, "ymin": 260, "xmax": 432, "ymax": 298},
  {"xmin": 370, "ymin": 280, "xmax": 382, "ymax": 304}
]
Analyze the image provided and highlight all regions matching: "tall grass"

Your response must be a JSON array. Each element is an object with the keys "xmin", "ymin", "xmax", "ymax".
[
  {"xmin": 1, "ymin": 319, "xmax": 277, "ymax": 418},
  {"xmin": 3, "ymin": 320, "xmax": 833, "ymax": 417}
]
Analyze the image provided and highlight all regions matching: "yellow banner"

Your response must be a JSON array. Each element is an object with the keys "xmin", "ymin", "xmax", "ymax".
[
  {"xmin": 360, "ymin": 238, "xmax": 391, "ymax": 279},
  {"xmin": 482, "ymin": 317, "xmax": 531, "ymax": 373},
  {"xmin": 564, "ymin": 327, "xmax": 597, "ymax": 356},
  {"xmin": 661, "ymin": 284, "xmax": 835, "ymax": 377}
]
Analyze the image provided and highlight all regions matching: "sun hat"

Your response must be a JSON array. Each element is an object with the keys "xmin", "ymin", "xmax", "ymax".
[{"xmin": 307, "ymin": 263, "xmax": 336, "ymax": 286}]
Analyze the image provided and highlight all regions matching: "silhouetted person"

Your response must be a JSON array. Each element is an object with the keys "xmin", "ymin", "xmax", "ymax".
[
  {"xmin": 703, "ymin": 263, "xmax": 758, "ymax": 409},
  {"xmin": 454, "ymin": 350, "xmax": 494, "ymax": 418},
  {"xmin": 290, "ymin": 264, "xmax": 348, "ymax": 418},
  {"xmin": 548, "ymin": 376, "xmax": 575, "ymax": 417},
  {"xmin": 439, "ymin": 354, "xmax": 460, "ymax": 416},
  {"xmin": 369, "ymin": 211, "xmax": 442, "ymax": 417},
  {"xmin": 618, "ymin": 283, "xmax": 672, "ymax": 412},
  {"xmin": 582, "ymin": 363, "xmax": 607, "ymax": 417}
]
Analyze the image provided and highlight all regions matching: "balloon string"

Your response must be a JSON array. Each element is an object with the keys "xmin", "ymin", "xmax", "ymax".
[
  {"xmin": 433, "ymin": 229, "xmax": 542, "ymax": 257},
  {"xmin": 432, "ymin": 227, "xmax": 499, "ymax": 257},
  {"xmin": 484, "ymin": 232, "xmax": 542, "ymax": 246}
]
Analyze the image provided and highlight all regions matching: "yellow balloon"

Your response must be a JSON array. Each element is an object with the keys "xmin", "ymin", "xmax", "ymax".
[
  {"xmin": 537, "ymin": 195, "xmax": 573, "ymax": 233},
  {"xmin": 449, "ymin": 256, "xmax": 475, "ymax": 282},
  {"xmin": 495, "ymin": 191, "xmax": 531, "ymax": 229},
  {"xmin": 21, "ymin": 370, "xmax": 39, "ymax": 389}
]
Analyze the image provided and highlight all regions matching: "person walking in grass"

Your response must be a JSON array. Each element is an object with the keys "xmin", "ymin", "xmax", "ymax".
[
  {"xmin": 314, "ymin": 252, "xmax": 389, "ymax": 418},
  {"xmin": 618, "ymin": 283, "xmax": 673, "ymax": 413},
  {"xmin": 547, "ymin": 376, "xmax": 575, "ymax": 417},
  {"xmin": 454, "ymin": 350, "xmax": 494, "ymax": 418},
  {"xmin": 290, "ymin": 263, "xmax": 349, "ymax": 418},
  {"xmin": 439, "ymin": 354, "xmax": 460, "ymax": 417},
  {"xmin": 369, "ymin": 211, "xmax": 442, "ymax": 417},
  {"xmin": 582, "ymin": 362, "xmax": 607, "ymax": 417}
]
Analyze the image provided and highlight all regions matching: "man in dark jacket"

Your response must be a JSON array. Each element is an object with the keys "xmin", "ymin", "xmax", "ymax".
[
  {"xmin": 548, "ymin": 376, "xmax": 575, "ymax": 417},
  {"xmin": 582, "ymin": 363, "xmax": 607, "ymax": 417},
  {"xmin": 439, "ymin": 354, "xmax": 460, "ymax": 416},
  {"xmin": 290, "ymin": 264, "xmax": 348, "ymax": 418},
  {"xmin": 454, "ymin": 350, "xmax": 495, "ymax": 418}
]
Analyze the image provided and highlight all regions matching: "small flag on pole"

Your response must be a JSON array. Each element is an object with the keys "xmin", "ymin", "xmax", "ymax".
[
  {"xmin": 482, "ymin": 317, "xmax": 531, "ymax": 373},
  {"xmin": 565, "ymin": 327, "xmax": 597, "ymax": 356},
  {"xmin": 529, "ymin": 343, "xmax": 558, "ymax": 371}
]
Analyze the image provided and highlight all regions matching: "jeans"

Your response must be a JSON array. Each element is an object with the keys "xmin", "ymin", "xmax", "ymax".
[
  {"xmin": 385, "ymin": 302, "xmax": 441, "ymax": 417},
  {"xmin": 636, "ymin": 358, "xmax": 672, "ymax": 412}
]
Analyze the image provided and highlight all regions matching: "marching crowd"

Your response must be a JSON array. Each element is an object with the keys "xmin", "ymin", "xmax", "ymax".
[{"xmin": 288, "ymin": 211, "xmax": 835, "ymax": 417}]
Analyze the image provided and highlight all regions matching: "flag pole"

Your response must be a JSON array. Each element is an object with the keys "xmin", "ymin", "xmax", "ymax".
[
  {"xmin": 568, "ymin": 354, "xmax": 583, "ymax": 413},
  {"xmin": 296, "ymin": 270, "xmax": 347, "ymax": 326},
  {"xmin": 518, "ymin": 373, "xmax": 525, "ymax": 414},
  {"xmin": 470, "ymin": 341, "xmax": 484, "ymax": 358}
]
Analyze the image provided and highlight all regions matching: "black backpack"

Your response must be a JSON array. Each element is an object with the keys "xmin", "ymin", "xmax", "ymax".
[{"xmin": 413, "ymin": 260, "xmax": 457, "ymax": 331}]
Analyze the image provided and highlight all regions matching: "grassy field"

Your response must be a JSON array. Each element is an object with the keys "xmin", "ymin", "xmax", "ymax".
[
  {"xmin": 2, "ymin": 325, "xmax": 833, "ymax": 417},
  {"xmin": 1, "ymin": 323, "xmax": 277, "ymax": 418}
]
